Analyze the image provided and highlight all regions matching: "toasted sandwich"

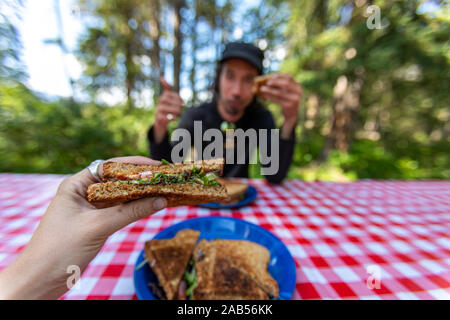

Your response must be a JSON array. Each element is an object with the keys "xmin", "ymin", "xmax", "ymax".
[
  {"xmin": 144, "ymin": 229, "xmax": 200, "ymax": 300},
  {"xmin": 193, "ymin": 239, "xmax": 279, "ymax": 300},
  {"xmin": 252, "ymin": 74, "xmax": 273, "ymax": 97},
  {"xmin": 193, "ymin": 239, "xmax": 269, "ymax": 300},
  {"xmin": 87, "ymin": 158, "xmax": 228, "ymax": 207},
  {"xmin": 213, "ymin": 240, "xmax": 279, "ymax": 298},
  {"xmin": 216, "ymin": 178, "xmax": 248, "ymax": 204}
]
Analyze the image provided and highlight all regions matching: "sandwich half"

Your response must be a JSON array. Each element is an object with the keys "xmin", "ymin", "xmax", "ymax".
[
  {"xmin": 87, "ymin": 158, "xmax": 228, "ymax": 207},
  {"xmin": 193, "ymin": 239, "xmax": 279, "ymax": 300},
  {"xmin": 193, "ymin": 239, "xmax": 269, "ymax": 300},
  {"xmin": 252, "ymin": 74, "xmax": 273, "ymax": 97},
  {"xmin": 216, "ymin": 178, "xmax": 248, "ymax": 204},
  {"xmin": 144, "ymin": 229, "xmax": 200, "ymax": 300}
]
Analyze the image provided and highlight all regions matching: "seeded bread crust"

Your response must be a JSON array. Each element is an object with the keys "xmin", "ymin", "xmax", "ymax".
[
  {"xmin": 102, "ymin": 158, "xmax": 224, "ymax": 181},
  {"xmin": 87, "ymin": 181, "xmax": 228, "ymax": 207}
]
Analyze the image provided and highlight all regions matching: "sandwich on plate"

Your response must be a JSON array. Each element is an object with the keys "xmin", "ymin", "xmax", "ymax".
[
  {"xmin": 140, "ymin": 229, "xmax": 279, "ymax": 300},
  {"xmin": 87, "ymin": 158, "xmax": 228, "ymax": 207},
  {"xmin": 144, "ymin": 229, "xmax": 200, "ymax": 300},
  {"xmin": 193, "ymin": 239, "xmax": 279, "ymax": 300},
  {"xmin": 216, "ymin": 178, "xmax": 249, "ymax": 204}
]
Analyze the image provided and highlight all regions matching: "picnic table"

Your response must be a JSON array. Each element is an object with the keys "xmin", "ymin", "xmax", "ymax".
[{"xmin": 0, "ymin": 173, "xmax": 449, "ymax": 300}]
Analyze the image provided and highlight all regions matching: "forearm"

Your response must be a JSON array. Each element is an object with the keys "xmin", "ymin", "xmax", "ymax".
[
  {"xmin": 148, "ymin": 125, "xmax": 173, "ymax": 161},
  {"xmin": 0, "ymin": 245, "xmax": 68, "ymax": 299},
  {"xmin": 281, "ymin": 118, "xmax": 297, "ymax": 140},
  {"xmin": 0, "ymin": 215, "xmax": 92, "ymax": 300},
  {"xmin": 152, "ymin": 122, "xmax": 168, "ymax": 144}
]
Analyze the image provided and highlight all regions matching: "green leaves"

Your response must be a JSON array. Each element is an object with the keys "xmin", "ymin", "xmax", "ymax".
[
  {"xmin": 282, "ymin": 0, "xmax": 450, "ymax": 180},
  {"xmin": 184, "ymin": 260, "xmax": 198, "ymax": 299},
  {"xmin": 118, "ymin": 168, "xmax": 220, "ymax": 186}
]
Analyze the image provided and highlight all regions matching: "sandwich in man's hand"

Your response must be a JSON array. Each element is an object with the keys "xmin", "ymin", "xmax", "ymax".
[
  {"xmin": 252, "ymin": 74, "xmax": 273, "ymax": 97},
  {"xmin": 87, "ymin": 158, "xmax": 228, "ymax": 207}
]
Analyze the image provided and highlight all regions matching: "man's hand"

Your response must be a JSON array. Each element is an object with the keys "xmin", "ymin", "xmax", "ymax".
[
  {"xmin": 153, "ymin": 77, "xmax": 184, "ymax": 144},
  {"xmin": 259, "ymin": 74, "xmax": 302, "ymax": 138}
]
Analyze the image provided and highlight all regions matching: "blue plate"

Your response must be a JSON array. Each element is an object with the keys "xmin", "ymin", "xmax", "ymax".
[
  {"xmin": 198, "ymin": 185, "xmax": 258, "ymax": 209},
  {"xmin": 133, "ymin": 216, "xmax": 296, "ymax": 300}
]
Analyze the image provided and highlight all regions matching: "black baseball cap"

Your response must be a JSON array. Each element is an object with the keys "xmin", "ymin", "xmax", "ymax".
[{"xmin": 220, "ymin": 42, "xmax": 264, "ymax": 74}]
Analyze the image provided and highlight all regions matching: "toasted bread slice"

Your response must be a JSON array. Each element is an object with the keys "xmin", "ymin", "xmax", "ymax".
[
  {"xmin": 144, "ymin": 229, "xmax": 200, "ymax": 300},
  {"xmin": 223, "ymin": 182, "xmax": 248, "ymax": 198},
  {"xmin": 193, "ymin": 240, "xmax": 268, "ymax": 300},
  {"xmin": 216, "ymin": 178, "xmax": 248, "ymax": 204},
  {"xmin": 213, "ymin": 240, "xmax": 279, "ymax": 298},
  {"xmin": 87, "ymin": 182, "xmax": 227, "ymax": 207},
  {"xmin": 252, "ymin": 74, "xmax": 273, "ymax": 97}
]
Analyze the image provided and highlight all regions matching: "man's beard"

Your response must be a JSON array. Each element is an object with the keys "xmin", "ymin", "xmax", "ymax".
[{"xmin": 224, "ymin": 99, "xmax": 244, "ymax": 116}]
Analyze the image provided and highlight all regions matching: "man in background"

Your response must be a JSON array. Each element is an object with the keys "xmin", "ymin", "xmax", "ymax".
[{"xmin": 148, "ymin": 42, "xmax": 302, "ymax": 184}]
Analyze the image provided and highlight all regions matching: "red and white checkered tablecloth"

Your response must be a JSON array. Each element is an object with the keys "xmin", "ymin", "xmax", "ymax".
[{"xmin": 0, "ymin": 173, "xmax": 449, "ymax": 300}]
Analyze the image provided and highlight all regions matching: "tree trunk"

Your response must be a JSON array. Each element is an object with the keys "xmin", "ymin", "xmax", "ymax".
[
  {"xmin": 53, "ymin": 0, "xmax": 75, "ymax": 101},
  {"xmin": 149, "ymin": 0, "xmax": 162, "ymax": 105},
  {"xmin": 124, "ymin": 8, "xmax": 134, "ymax": 110},
  {"xmin": 172, "ymin": 0, "xmax": 184, "ymax": 93},
  {"xmin": 125, "ymin": 39, "xmax": 134, "ymax": 110},
  {"xmin": 215, "ymin": 14, "xmax": 222, "ymax": 62},
  {"xmin": 189, "ymin": 0, "xmax": 198, "ymax": 105},
  {"xmin": 320, "ymin": 75, "xmax": 363, "ymax": 160}
]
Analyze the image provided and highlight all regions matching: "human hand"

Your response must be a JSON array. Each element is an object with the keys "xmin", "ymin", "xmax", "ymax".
[
  {"xmin": 153, "ymin": 77, "xmax": 183, "ymax": 143},
  {"xmin": 259, "ymin": 74, "xmax": 302, "ymax": 127},
  {"xmin": 0, "ymin": 156, "xmax": 167, "ymax": 299}
]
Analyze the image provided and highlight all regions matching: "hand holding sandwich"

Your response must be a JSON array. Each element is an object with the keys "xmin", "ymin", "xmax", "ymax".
[
  {"xmin": 255, "ymin": 73, "xmax": 302, "ymax": 139},
  {"xmin": 0, "ymin": 156, "xmax": 167, "ymax": 300}
]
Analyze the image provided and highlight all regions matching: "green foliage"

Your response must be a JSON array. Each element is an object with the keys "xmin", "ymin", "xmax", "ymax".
[
  {"xmin": 285, "ymin": 139, "xmax": 449, "ymax": 182},
  {"xmin": 0, "ymin": 82, "xmax": 152, "ymax": 174},
  {"xmin": 76, "ymin": 0, "xmax": 155, "ymax": 108},
  {"xmin": 279, "ymin": 0, "xmax": 450, "ymax": 181},
  {"xmin": 0, "ymin": 9, "xmax": 27, "ymax": 82}
]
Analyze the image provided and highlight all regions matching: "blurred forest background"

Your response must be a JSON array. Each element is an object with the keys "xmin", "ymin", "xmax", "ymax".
[{"xmin": 0, "ymin": 0, "xmax": 449, "ymax": 181}]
